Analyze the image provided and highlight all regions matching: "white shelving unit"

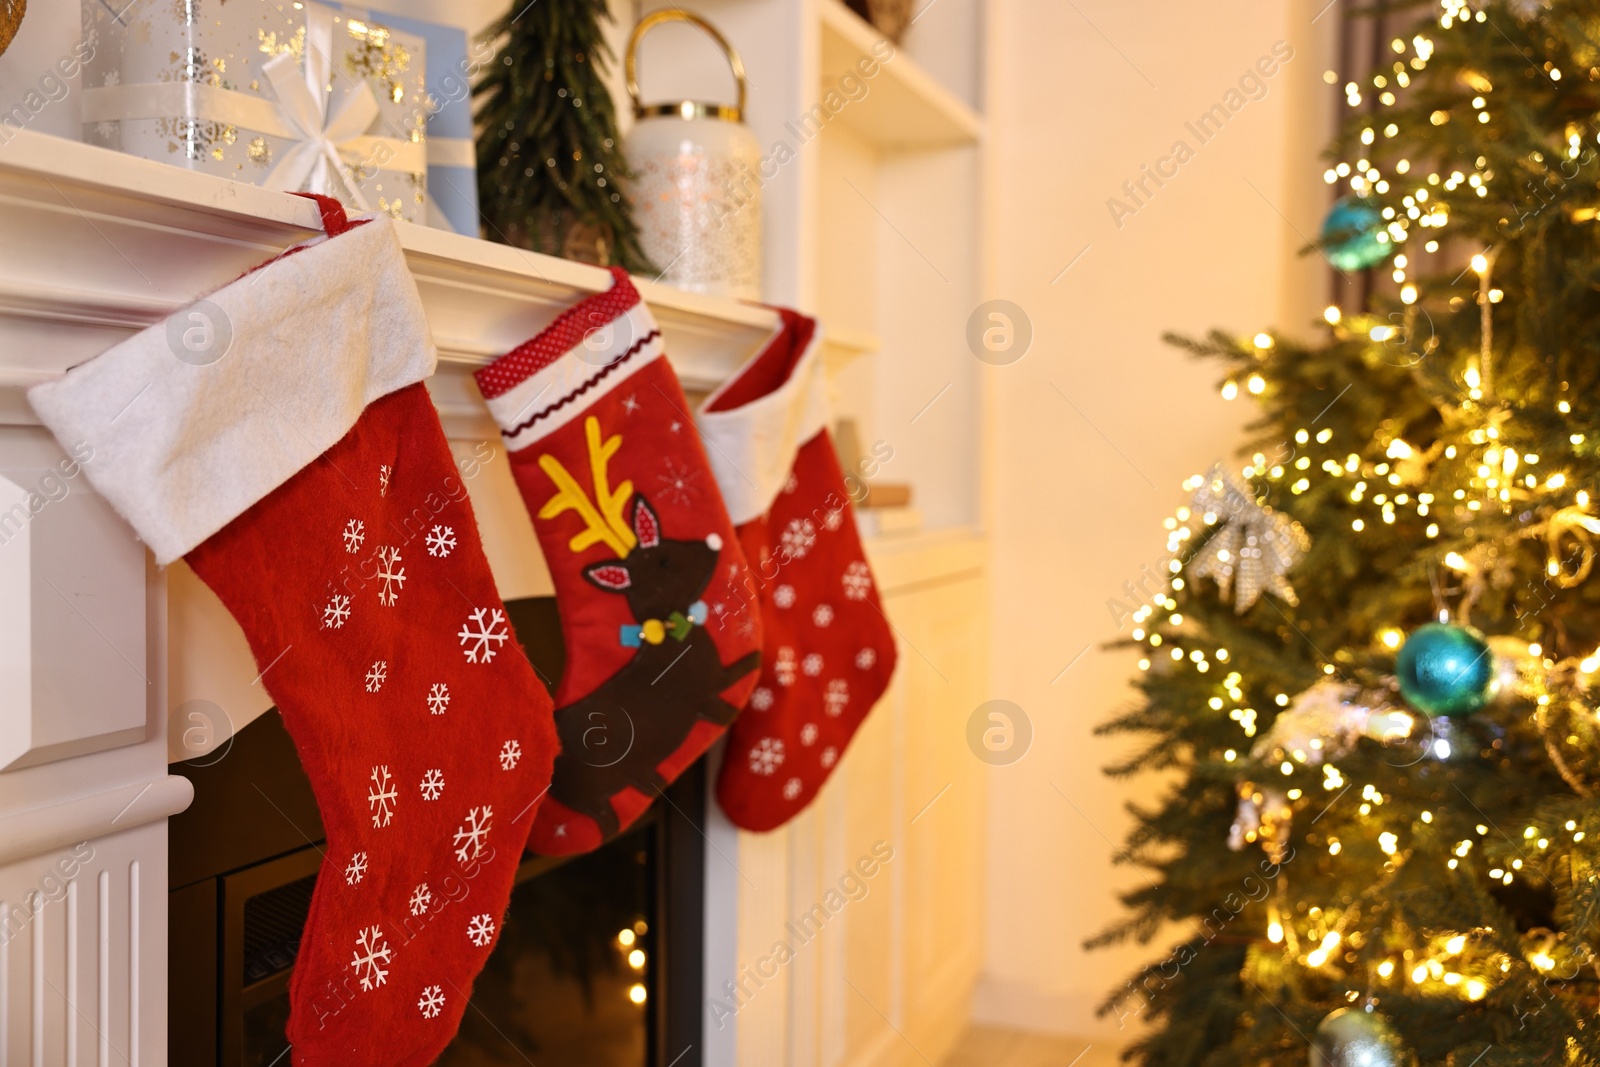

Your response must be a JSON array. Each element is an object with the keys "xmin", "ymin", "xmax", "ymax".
[
  {"xmin": 816, "ymin": 0, "xmax": 981, "ymax": 149},
  {"xmin": 818, "ymin": 325, "xmax": 881, "ymax": 373}
]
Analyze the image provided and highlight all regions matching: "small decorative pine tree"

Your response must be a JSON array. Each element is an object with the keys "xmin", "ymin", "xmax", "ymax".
[
  {"xmin": 1094, "ymin": 2, "xmax": 1600, "ymax": 1064},
  {"xmin": 474, "ymin": 0, "xmax": 651, "ymax": 271}
]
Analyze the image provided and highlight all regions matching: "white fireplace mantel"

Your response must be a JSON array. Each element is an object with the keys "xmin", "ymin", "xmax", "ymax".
[
  {"xmin": 0, "ymin": 127, "xmax": 784, "ymax": 1065},
  {"xmin": 0, "ymin": 127, "xmax": 780, "ymax": 410}
]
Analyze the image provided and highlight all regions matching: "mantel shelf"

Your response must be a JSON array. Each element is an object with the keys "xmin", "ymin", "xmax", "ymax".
[
  {"xmin": 818, "ymin": 0, "xmax": 982, "ymax": 149},
  {"xmin": 0, "ymin": 128, "xmax": 781, "ymax": 435}
]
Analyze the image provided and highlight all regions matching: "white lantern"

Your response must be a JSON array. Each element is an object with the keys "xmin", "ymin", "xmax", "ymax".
[{"xmin": 624, "ymin": 10, "xmax": 762, "ymax": 300}]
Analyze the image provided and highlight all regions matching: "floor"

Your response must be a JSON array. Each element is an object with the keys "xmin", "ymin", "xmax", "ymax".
[{"xmin": 940, "ymin": 1026, "xmax": 1121, "ymax": 1067}]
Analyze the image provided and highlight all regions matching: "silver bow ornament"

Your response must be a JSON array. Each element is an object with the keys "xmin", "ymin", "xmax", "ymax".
[
  {"xmin": 1186, "ymin": 464, "xmax": 1309, "ymax": 612},
  {"xmin": 79, "ymin": 4, "xmax": 425, "ymax": 210},
  {"xmin": 259, "ymin": 6, "xmax": 409, "ymax": 207}
]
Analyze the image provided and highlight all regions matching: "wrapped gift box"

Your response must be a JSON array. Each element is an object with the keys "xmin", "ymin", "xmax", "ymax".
[
  {"xmin": 79, "ymin": 0, "xmax": 428, "ymax": 222},
  {"xmin": 332, "ymin": 6, "xmax": 480, "ymax": 235}
]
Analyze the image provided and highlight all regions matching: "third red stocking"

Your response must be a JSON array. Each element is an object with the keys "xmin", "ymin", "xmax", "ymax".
[{"xmin": 698, "ymin": 309, "xmax": 898, "ymax": 831}]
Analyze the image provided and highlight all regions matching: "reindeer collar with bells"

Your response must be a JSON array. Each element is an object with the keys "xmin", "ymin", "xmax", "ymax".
[{"xmin": 621, "ymin": 600, "xmax": 709, "ymax": 648}]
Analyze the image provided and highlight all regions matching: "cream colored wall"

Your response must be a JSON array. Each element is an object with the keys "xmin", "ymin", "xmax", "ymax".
[{"xmin": 977, "ymin": 0, "xmax": 1337, "ymax": 1042}]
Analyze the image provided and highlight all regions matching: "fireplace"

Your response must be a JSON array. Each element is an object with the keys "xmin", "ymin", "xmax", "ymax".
[{"xmin": 167, "ymin": 597, "xmax": 706, "ymax": 1066}]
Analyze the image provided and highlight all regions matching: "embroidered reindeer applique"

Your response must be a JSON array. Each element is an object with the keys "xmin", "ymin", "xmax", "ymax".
[{"xmin": 539, "ymin": 417, "xmax": 760, "ymax": 839}]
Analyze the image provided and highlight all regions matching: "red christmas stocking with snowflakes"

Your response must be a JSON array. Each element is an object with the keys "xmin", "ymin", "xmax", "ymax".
[
  {"xmin": 475, "ymin": 266, "xmax": 762, "ymax": 855},
  {"xmin": 29, "ymin": 199, "xmax": 557, "ymax": 1067},
  {"xmin": 697, "ymin": 309, "xmax": 898, "ymax": 831}
]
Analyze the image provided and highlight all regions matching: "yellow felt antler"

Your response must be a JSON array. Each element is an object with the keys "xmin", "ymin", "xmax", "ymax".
[
  {"xmin": 585, "ymin": 417, "xmax": 635, "ymax": 553},
  {"xmin": 537, "ymin": 417, "xmax": 637, "ymax": 557}
]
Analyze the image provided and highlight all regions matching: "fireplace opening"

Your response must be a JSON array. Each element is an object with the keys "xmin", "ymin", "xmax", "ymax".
[{"xmin": 169, "ymin": 597, "xmax": 706, "ymax": 1066}]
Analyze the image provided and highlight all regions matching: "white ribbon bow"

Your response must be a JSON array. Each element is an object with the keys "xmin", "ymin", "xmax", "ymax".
[
  {"xmin": 260, "ymin": 5, "xmax": 381, "ymax": 208},
  {"xmin": 78, "ymin": 6, "xmax": 436, "ymax": 219}
]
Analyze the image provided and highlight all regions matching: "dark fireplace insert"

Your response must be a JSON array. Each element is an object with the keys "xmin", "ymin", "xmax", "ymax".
[{"xmin": 168, "ymin": 597, "xmax": 706, "ymax": 1066}]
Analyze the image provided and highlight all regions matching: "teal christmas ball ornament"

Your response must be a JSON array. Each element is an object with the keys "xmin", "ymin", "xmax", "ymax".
[
  {"xmin": 1320, "ymin": 196, "xmax": 1390, "ymax": 272},
  {"xmin": 1310, "ymin": 1008, "xmax": 1410, "ymax": 1067},
  {"xmin": 1396, "ymin": 622, "xmax": 1494, "ymax": 717}
]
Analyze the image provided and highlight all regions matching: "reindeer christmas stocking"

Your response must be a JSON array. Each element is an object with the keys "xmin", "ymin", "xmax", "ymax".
[
  {"xmin": 29, "ymin": 200, "xmax": 557, "ymax": 1067},
  {"xmin": 475, "ymin": 267, "xmax": 762, "ymax": 855},
  {"xmin": 697, "ymin": 309, "xmax": 898, "ymax": 831}
]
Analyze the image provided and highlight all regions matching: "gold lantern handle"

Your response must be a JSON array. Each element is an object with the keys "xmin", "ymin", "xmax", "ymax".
[{"xmin": 626, "ymin": 9, "xmax": 748, "ymax": 123}]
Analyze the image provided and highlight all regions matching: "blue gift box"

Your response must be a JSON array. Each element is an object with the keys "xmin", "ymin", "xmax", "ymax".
[{"xmin": 334, "ymin": 6, "xmax": 480, "ymax": 235}]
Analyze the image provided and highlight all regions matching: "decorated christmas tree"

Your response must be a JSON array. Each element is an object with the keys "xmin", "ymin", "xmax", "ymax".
[
  {"xmin": 1093, "ymin": 2, "xmax": 1600, "ymax": 1064},
  {"xmin": 474, "ymin": 0, "xmax": 651, "ymax": 270}
]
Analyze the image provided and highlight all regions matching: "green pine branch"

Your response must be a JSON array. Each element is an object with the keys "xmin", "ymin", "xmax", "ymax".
[{"xmin": 474, "ymin": 0, "xmax": 653, "ymax": 272}]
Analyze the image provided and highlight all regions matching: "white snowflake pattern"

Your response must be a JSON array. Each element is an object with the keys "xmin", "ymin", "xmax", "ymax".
[
  {"xmin": 344, "ymin": 851, "xmax": 368, "ymax": 885},
  {"xmin": 368, "ymin": 766, "xmax": 397, "ymax": 827},
  {"xmin": 821, "ymin": 747, "xmax": 839, "ymax": 769},
  {"xmin": 466, "ymin": 913, "xmax": 496, "ymax": 948},
  {"xmin": 409, "ymin": 883, "xmax": 433, "ymax": 917},
  {"xmin": 750, "ymin": 737, "xmax": 785, "ymax": 775},
  {"xmin": 342, "ymin": 519, "xmax": 366, "ymax": 553},
  {"xmin": 366, "ymin": 661, "xmax": 388, "ymax": 693},
  {"xmin": 418, "ymin": 985, "xmax": 445, "ymax": 1019},
  {"xmin": 825, "ymin": 679, "xmax": 850, "ymax": 717},
  {"xmin": 812, "ymin": 604, "xmax": 834, "ymax": 628},
  {"xmin": 376, "ymin": 546, "xmax": 407, "ymax": 607},
  {"xmin": 323, "ymin": 593, "xmax": 352, "ymax": 630},
  {"xmin": 775, "ymin": 647, "xmax": 797, "ymax": 687},
  {"xmin": 824, "ymin": 507, "xmax": 844, "ymax": 532},
  {"xmin": 783, "ymin": 472, "xmax": 799, "ymax": 494},
  {"xmin": 783, "ymin": 777, "xmax": 803, "ymax": 801},
  {"xmin": 621, "ymin": 392, "xmax": 641, "ymax": 415},
  {"xmin": 726, "ymin": 599, "xmax": 758, "ymax": 641},
  {"xmin": 800, "ymin": 722, "xmax": 819, "ymax": 747},
  {"xmin": 458, "ymin": 608, "xmax": 510, "ymax": 663},
  {"xmin": 427, "ymin": 682, "xmax": 450, "ymax": 715},
  {"xmin": 420, "ymin": 769, "xmax": 445, "ymax": 801},
  {"xmin": 773, "ymin": 585, "xmax": 796, "ymax": 609},
  {"xmin": 426, "ymin": 525, "xmax": 457, "ymax": 558},
  {"xmin": 750, "ymin": 687, "xmax": 774, "ymax": 712},
  {"xmin": 379, "ymin": 464, "xmax": 392, "ymax": 496},
  {"xmin": 453, "ymin": 805, "xmax": 493, "ymax": 864},
  {"xmin": 655, "ymin": 457, "xmax": 702, "ymax": 507},
  {"xmin": 499, "ymin": 740, "xmax": 522, "ymax": 770},
  {"xmin": 843, "ymin": 562, "xmax": 873, "ymax": 600},
  {"xmin": 855, "ymin": 648, "xmax": 877, "ymax": 670},
  {"xmin": 780, "ymin": 518, "xmax": 817, "ymax": 559},
  {"xmin": 350, "ymin": 925, "xmax": 392, "ymax": 991},
  {"xmin": 802, "ymin": 653, "xmax": 824, "ymax": 677}
]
